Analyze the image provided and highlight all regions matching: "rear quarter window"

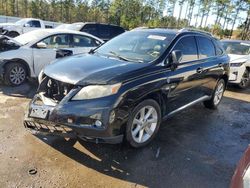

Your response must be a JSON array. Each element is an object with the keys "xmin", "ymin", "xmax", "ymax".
[
  {"xmin": 196, "ymin": 36, "xmax": 216, "ymax": 59},
  {"xmin": 213, "ymin": 39, "xmax": 225, "ymax": 55}
]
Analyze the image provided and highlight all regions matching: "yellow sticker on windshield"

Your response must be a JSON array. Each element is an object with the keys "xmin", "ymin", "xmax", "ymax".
[{"xmin": 148, "ymin": 35, "xmax": 166, "ymax": 40}]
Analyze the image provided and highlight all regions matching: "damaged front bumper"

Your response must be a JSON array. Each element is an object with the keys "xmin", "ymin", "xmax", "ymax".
[{"xmin": 24, "ymin": 92, "xmax": 126, "ymax": 144}]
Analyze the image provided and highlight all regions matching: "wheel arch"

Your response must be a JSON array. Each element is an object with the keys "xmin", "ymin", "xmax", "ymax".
[
  {"xmin": 220, "ymin": 74, "xmax": 229, "ymax": 86},
  {"xmin": 3, "ymin": 59, "xmax": 31, "ymax": 77},
  {"xmin": 246, "ymin": 66, "xmax": 250, "ymax": 72},
  {"xmin": 7, "ymin": 30, "xmax": 20, "ymax": 36},
  {"xmin": 128, "ymin": 90, "xmax": 167, "ymax": 118}
]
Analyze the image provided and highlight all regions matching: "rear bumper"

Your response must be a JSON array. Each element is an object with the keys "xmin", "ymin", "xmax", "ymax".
[{"xmin": 24, "ymin": 94, "xmax": 127, "ymax": 144}]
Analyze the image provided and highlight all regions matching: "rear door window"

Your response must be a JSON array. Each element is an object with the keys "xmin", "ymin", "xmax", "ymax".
[
  {"xmin": 196, "ymin": 36, "xmax": 216, "ymax": 59},
  {"xmin": 173, "ymin": 36, "xmax": 198, "ymax": 62},
  {"xmin": 73, "ymin": 35, "xmax": 100, "ymax": 47}
]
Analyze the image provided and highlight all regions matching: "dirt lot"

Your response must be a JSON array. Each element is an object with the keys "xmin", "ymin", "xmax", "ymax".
[{"xmin": 0, "ymin": 83, "xmax": 249, "ymax": 188}]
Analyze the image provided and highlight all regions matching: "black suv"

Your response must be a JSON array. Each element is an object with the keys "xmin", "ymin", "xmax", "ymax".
[
  {"xmin": 24, "ymin": 28, "xmax": 230, "ymax": 148},
  {"xmin": 73, "ymin": 22, "xmax": 125, "ymax": 41}
]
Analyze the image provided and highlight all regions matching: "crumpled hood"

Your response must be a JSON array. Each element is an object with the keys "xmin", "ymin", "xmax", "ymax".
[
  {"xmin": 0, "ymin": 35, "xmax": 21, "ymax": 52},
  {"xmin": 228, "ymin": 54, "xmax": 249, "ymax": 63},
  {"xmin": 44, "ymin": 54, "xmax": 149, "ymax": 85}
]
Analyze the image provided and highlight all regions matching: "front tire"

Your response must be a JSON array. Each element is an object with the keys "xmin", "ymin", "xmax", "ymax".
[
  {"xmin": 6, "ymin": 31, "xmax": 19, "ymax": 38},
  {"xmin": 4, "ymin": 63, "xmax": 27, "ymax": 86},
  {"xmin": 204, "ymin": 79, "xmax": 225, "ymax": 109},
  {"xmin": 238, "ymin": 69, "xmax": 250, "ymax": 89},
  {"xmin": 126, "ymin": 99, "xmax": 161, "ymax": 148}
]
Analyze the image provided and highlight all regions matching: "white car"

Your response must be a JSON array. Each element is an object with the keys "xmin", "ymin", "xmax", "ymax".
[
  {"xmin": 222, "ymin": 40, "xmax": 250, "ymax": 89},
  {"xmin": 0, "ymin": 29, "xmax": 103, "ymax": 86},
  {"xmin": 0, "ymin": 18, "xmax": 48, "ymax": 37}
]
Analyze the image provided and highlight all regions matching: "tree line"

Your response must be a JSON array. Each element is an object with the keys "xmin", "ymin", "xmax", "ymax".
[{"xmin": 0, "ymin": 0, "xmax": 249, "ymax": 39}]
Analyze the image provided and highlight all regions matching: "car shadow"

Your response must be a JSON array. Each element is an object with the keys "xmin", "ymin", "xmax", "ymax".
[
  {"xmin": 34, "ymin": 96, "xmax": 250, "ymax": 187},
  {"xmin": 0, "ymin": 81, "xmax": 37, "ymax": 99},
  {"xmin": 226, "ymin": 85, "xmax": 250, "ymax": 94}
]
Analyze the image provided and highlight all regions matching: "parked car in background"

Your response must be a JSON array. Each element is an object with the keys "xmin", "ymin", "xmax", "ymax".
[
  {"xmin": 221, "ymin": 40, "xmax": 250, "ymax": 89},
  {"xmin": 56, "ymin": 22, "xmax": 125, "ymax": 41},
  {"xmin": 24, "ymin": 28, "xmax": 229, "ymax": 148},
  {"xmin": 0, "ymin": 18, "xmax": 52, "ymax": 37},
  {"xmin": 0, "ymin": 29, "xmax": 103, "ymax": 86},
  {"xmin": 231, "ymin": 145, "xmax": 250, "ymax": 188}
]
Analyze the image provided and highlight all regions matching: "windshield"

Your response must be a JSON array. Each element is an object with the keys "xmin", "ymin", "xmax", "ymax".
[
  {"xmin": 222, "ymin": 41, "xmax": 250, "ymax": 55},
  {"xmin": 15, "ymin": 19, "xmax": 28, "ymax": 26},
  {"xmin": 14, "ymin": 30, "xmax": 50, "ymax": 45},
  {"xmin": 95, "ymin": 31, "xmax": 176, "ymax": 63}
]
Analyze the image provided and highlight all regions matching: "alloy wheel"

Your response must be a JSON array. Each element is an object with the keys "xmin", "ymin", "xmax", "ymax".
[
  {"xmin": 9, "ymin": 66, "xmax": 26, "ymax": 85},
  {"xmin": 213, "ymin": 81, "xmax": 224, "ymax": 105},
  {"xmin": 131, "ymin": 105, "xmax": 158, "ymax": 144}
]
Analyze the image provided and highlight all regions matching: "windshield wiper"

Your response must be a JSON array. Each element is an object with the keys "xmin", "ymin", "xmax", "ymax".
[{"xmin": 108, "ymin": 51, "xmax": 144, "ymax": 63}]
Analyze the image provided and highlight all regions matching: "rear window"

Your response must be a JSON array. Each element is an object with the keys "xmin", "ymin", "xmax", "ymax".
[
  {"xmin": 196, "ymin": 36, "xmax": 216, "ymax": 59},
  {"xmin": 213, "ymin": 39, "xmax": 224, "ymax": 55}
]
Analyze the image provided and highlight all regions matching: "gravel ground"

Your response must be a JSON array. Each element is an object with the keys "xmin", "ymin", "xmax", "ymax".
[{"xmin": 0, "ymin": 83, "xmax": 249, "ymax": 188}]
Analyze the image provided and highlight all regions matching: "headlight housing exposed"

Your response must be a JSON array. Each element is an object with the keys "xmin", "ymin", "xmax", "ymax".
[
  {"xmin": 38, "ymin": 70, "xmax": 44, "ymax": 84},
  {"xmin": 230, "ymin": 61, "xmax": 246, "ymax": 67},
  {"xmin": 72, "ymin": 83, "xmax": 121, "ymax": 100}
]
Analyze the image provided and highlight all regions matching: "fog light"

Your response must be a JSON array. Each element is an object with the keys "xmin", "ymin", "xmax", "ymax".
[
  {"xmin": 95, "ymin": 120, "xmax": 102, "ymax": 127},
  {"xmin": 67, "ymin": 118, "xmax": 73, "ymax": 123}
]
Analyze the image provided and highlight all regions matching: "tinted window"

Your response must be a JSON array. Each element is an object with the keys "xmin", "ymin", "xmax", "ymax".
[
  {"xmin": 110, "ymin": 26, "xmax": 125, "ymax": 38},
  {"xmin": 73, "ymin": 35, "xmax": 100, "ymax": 47},
  {"xmin": 98, "ymin": 25, "xmax": 110, "ymax": 39},
  {"xmin": 173, "ymin": 36, "xmax": 198, "ymax": 62},
  {"xmin": 81, "ymin": 24, "xmax": 98, "ymax": 36},
  {"xmin": 213, "ymin": 39, "xmax": 224, "ymax": 55},
  {"xmin": 28, "ymin": 20, "xmax": 41, "ymax": 28},
  {"xmin": 40, "ymin": 34, "xmax": 70, "ymax": 49},
  {"xmin": 196, "ymin": 36, "xmax": 216, "ymax": 58}
]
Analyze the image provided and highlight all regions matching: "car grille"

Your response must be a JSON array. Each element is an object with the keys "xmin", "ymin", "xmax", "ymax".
[{"xmin": 39, "ymin": 76, "xmax": 74, "ymax": 103}]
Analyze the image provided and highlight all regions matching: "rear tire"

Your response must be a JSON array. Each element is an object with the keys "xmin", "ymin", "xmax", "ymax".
[
  {"xmin": 126, "ymin": 99, "xmax": 161, "ymax": 148},
  {"xmin": 4, "ymin": 63, "xmax": 27, "ymax": 86},
  {"xmin": 204, "ymin": 79, "xmax": 225, "ymax": 109},
  {"xmin": 238, "ymin": 69, "xmax": 250, "ymax": 89}
]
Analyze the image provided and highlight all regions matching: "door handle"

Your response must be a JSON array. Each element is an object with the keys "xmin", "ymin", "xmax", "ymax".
[{"xmin": 196, "ymin": 67, "xmax": 203, "ymax": 74}]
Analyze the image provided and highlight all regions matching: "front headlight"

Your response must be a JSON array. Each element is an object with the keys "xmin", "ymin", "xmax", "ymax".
[
  {"xmin": 72, "ymin": 83, "xmax": 122, "ymax": 100},
  {"xmin": 230, "ymin": 61, "xmax": 246, "ymax": 67},
  {"xmin": 38, "ymin": 70, "xmax": 44, "ymax": 83}
]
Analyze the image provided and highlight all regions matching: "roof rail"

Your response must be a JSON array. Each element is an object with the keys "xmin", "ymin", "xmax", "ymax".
[{"xmin": 178, "ymin": 28, "xmax": 213, "ymax": 36}]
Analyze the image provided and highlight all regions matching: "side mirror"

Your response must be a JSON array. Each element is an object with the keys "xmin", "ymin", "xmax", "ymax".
[
  {"xmin": 24, "ymin": 23, "xmax": 31, "ymax": 27},
  {"xmin": 170, "ymin": 50, "xmax": 182, "ymax": 71},
  {"xmin": 36, "ymin": 42, "xmax": 47, "ymax": 49}
]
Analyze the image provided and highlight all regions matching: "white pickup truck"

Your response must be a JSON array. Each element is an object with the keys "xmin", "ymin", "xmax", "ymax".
[{"xmin": 0, "ymin": 18, "xmax": 50, "ymax": 37}]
